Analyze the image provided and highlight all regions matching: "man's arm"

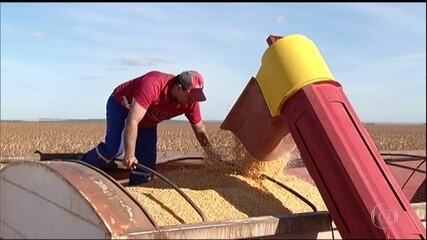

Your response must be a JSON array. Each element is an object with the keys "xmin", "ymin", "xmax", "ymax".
[
  {"xmin": 190, "ymin": 121, "xmax": 221, "ymax": 160},
  {"xmin": 123, "ymin": 98, "xmax": 147, "ymax": 168}
]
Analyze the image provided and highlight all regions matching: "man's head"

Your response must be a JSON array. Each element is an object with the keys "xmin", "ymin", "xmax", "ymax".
[{"xmin": 172, "ymin": 71, "xmax": 206, "ymax": 103}]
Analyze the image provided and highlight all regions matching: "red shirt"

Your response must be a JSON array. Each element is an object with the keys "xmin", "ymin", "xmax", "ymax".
[{"xmin": 113, "ymin": 71, "xmax": 202, "ymax": 128}]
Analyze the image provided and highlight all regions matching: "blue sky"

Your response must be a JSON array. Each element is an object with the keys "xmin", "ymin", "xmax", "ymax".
[{"xmin": 1, "ymin": 3, "xmax": 426, "ymax": 122}]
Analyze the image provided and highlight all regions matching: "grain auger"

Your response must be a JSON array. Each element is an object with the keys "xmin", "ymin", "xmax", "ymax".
[{"xmin": 220, "ymin": 34, "xmax": 426, "ymax": 239}]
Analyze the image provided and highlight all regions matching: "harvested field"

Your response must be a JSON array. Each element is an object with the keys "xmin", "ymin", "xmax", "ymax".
[
  {"xmin": 365, "ymin": 123, "xmax": 426, "ymax": 151},
  {"xmin": 1, "ymin": 121, "xmax": 425, "ymax": 156}
]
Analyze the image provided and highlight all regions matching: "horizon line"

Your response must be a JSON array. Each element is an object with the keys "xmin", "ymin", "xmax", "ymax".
[{"xmin": 0, "ymin": 118, "xmax": 425, "ymax": 125}]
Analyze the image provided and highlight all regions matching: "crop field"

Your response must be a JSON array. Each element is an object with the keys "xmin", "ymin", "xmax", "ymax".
[
  {"xmin": 1, "ymin": 121, "xmax": 425, "ymax": 156},
  {"xmin": 0, "ymin": 121, "xmax": 425, "ymax": 226}
]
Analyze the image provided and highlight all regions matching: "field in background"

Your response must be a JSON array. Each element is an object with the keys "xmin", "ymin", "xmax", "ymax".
[
  {"xmin": 0, "ymin": 121, "xmax": 425, "ymax": 156},
  {"xmin": 0, "ymin": 121, "xmax": 216, "ymax": 156}
]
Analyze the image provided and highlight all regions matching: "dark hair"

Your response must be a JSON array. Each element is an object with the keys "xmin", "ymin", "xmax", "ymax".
[
  {"xmin": 174, "ymin": 71, "xmax": 196, "ymax": 91},
  {"xmin": 173, "ymin": 76, "xmax": 187, "ymax": 91}
]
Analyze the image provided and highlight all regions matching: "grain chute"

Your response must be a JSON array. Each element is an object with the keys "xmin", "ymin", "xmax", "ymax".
[{"xmin": 221, "ymin": 34, "xmax": 426, "ymax": 239}]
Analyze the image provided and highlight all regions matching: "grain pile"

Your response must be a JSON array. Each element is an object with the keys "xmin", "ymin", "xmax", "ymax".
[
  {"xmin": 127, "ymin": 170, "xmax": 325, "ymax": 226},
  {"xmin": 126, "ymin": 130, "xmax": 326, "ymax": 226},
  {"xmin": 222, "ymin": 135, "xmax": 295, "ymax": 179}
]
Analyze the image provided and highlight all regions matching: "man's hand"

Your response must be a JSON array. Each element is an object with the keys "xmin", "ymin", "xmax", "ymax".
[
  {"xmin": 123, "ymin": 98, "xmax": 147, "ymax": 170},
  {"xmin": 190, "ymin": 121, "xmax": 222, "ymax": 162},
  {"xmin": 123, "ymin": 155, "xmax": 138, "ymax": 169},
  {"xmin": 203, "ymin": 144, "xmax": 222, "ymax": 162}
]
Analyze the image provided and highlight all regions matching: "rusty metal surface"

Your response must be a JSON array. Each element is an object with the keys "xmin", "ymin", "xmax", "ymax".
[
  {"xmin": 44, "ymin": 161, "xmax": 156, "ymax": 235},
  {"xmin": 156, "ymin": 151, "xmax": 204, "ymax": 164},
  {"xmin": 111, "ymin": 151, "xmax": 206, "ymax": 172},
  {"xmin": 0, "ymin": 153, "xmax": 41, "ymax": 162},
  {"xmin": 220, "ymin": 78, "xmax": 296, "ymax": 161},
  {"xmin": 34, "ymin": 151, "xmax": 84, "ymax": 160},
  {"xmin": 0, "ymin": 161, "xmax": 112, "ymax": 239},
  {"xmin": 0, "ymin": 150, "xmax": 205, "ymax": 168},
  {"xmin": 0, "ymin": 152, "xmax": 83, "ymax": 163},
  {"xmin": 103, "ymin": 168, "xmax": 131, "ymax": 183}
]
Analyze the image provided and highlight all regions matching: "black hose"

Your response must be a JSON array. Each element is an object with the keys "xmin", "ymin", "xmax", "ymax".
[
  {"xmin": 380, "ymin": 152, "xmax": 426, "ymax": 160},
  {"xmin": 329, "ymin": 214, "xmax": 335, "ymax": 240},
  {"xmin": 384, "ymin": 158, "xmax": 426, "ymax": 163},
  {"xmin": 268, "ymin": 151, "xmax": 427, "ymax": 237},
  {"xmin": 155, "ymin": 157, "xmax": 205, "ymax": 166},
  {"xmin": 210, "ymin": 158, "xmax": 318, "ymax": 213},
  {"xmin": 385, "ymin": 162, "xmax": 426, "ymax": 174},
  {"xmin": 261, "ymin": 174, "xmax": 318, "ymax": 212},
  {"xmin": 132, "ymin": 162, "xmax": 208, "ymax": 223}
]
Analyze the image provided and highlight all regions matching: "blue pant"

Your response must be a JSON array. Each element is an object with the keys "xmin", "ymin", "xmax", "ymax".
[{"xmin": 81, "ymin": 95, "xmax": 157, "ymax": 185}]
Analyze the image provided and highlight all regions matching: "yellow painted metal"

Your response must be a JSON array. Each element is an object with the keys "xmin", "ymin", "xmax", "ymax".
[{"xmin": 255, "ymin": 34, "xmax": 335, "ymax": 117}]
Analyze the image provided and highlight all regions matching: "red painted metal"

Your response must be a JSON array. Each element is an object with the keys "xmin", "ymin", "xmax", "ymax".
[
  {"xmin": 280, "ymin": 81, "xmax": 426, "ymax": 239},
  {"xmin": 283, "ymin": 158, "xmax": 426, "ymax": 203},
  {"xmin": 220, "ymin": 77, "xmax": 296, "ymax": 161},
  {"xmin": 388, "ymin": 160, "xmax": 426, "ymax": 202},
  {"xmin": 266, "ymin": 35, "xmax": 283, "ymax": 46}
]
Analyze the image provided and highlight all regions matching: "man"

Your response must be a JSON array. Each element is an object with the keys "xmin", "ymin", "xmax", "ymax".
[{"xmin": 81, "ymin": 70, "xmax": 219, "ymax": 185}]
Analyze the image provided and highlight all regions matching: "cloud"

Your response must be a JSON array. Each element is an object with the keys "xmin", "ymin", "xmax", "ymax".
[
  {"xmin": 275, "ymin": 15, "xmax": 284, "ymax": 23},
  {"xmin": 58, "ymin": 3, "xmax": 173, "ymax": 28},
  {"xmin": 30, "ymin": 32, "xmax": 44, "ymax": 38},
  {"xmin": 29, "ymin": 31, "xmax": 45, "ymax": 38},
  {"xmin": 119, "ymin": 56, "xmax": 175, "ymax": 67},
  {"xmin": 81, "ymin": 74, "xmax": 104, "ymax": 81},
  {"xmin": 343, "ymin": 3, "xmax": 425, "ymax": 34}
]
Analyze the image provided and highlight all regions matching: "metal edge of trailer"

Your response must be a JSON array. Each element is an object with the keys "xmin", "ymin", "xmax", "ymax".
[{"xmin": 121, "ymin": 202, "xmax": 426, "ymax": 239}]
